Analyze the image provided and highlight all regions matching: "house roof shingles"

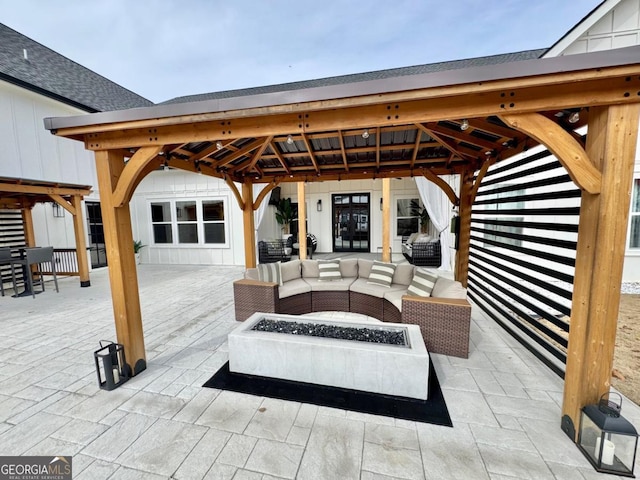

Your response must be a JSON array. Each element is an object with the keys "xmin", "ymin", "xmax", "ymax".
[{"xmin": 0, "ymin": 23, "xmax": 153, "ymax": 112}]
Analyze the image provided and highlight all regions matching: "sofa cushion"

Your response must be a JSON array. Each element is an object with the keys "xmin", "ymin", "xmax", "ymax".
[
  {"xmin": 350, "ymin": 277, "xmax": 405, "ymax": 298},
  {"xmin": 406, "ymin": 232, "xmax": 420, "ymax": 245},
  {"xmin": 414, "ymin": 234, "xmax": 434, "ymax": 243},
  {"xmin": 278, "ymin": 278, "xmax": 311, "ymax": 299},
  {"xmin": 257, "ymin": 262, "xmax": 282, "ymax": 286},
  {"xmin": 367, "ymin": 261, "xmax": 397, "ymax": 288},
  {"xmin": 357, "ymin": 258, "xmax": 374, "ymax": 279},
  {"xmin": 245, "ymin": 268, "xmax": 259, "ymax": 281},
  {"xmin": 407, "ymin": 268, "xmax": 438, "ymax": 297},
  {"xmin": 392, "ymin": 263, "xmax": 414, "ymax": 286},
  {"xmin": 339, "ymin": 258, "xmax": 358, "ymax": 278},
  {"xmin": 301, "ymin": 259, "xmax": 319, "ymax": 278},
  {"xmin": 318, "ymin": 259, "xmax": 342, "ymax": 281},
  {"xmin": 383, "ymin": 288, "xmax": 408, "ymax": 311},
  {"xmin": 281, "ymin": 259, "xmax": 301, "ymax": 283},
  {"xmin": 304, "ymin": 277, "xmax": 356, "ymax": 292},
  {"xmin": 431, "ymin": 277, "xmax": 467, "ymax": 299}
]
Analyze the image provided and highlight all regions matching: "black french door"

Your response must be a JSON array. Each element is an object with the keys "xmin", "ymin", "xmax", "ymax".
[
  {"xmin": 332, "ymin": 193, "xmax": 370, "ymax": 252},
  {"xmin": 86, "ymin": 201, "xmax": 107, "ymax": 268}
]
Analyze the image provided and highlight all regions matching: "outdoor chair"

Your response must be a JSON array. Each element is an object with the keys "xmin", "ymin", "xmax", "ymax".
[
  {"xmin": 10, "ymin": 246, "xmax": 59, "ymax": 298},
  {"xmin": 258, "ymin": 240, "xmax": 291, "ymax": 264},
  {"xmin": 0, "ymin": 247, "xmax": 14, "ymax": 296}
]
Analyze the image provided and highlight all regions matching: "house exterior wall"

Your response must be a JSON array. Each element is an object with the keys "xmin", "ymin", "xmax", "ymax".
[
  {"xmin": 544, "ymin": 0, "xmax": 640, "ymax": 281},
  {"xmin": 0, "ymin": 79, "xmax": 98, "ymax": 250}
]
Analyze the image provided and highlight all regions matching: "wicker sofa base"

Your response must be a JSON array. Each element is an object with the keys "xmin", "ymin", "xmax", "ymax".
[
  {"xmin": 233, "ymin": 276, "xmax": 471, "ymax": 358},
  {"xmin": 312, "ymin": 290, "xmax": 349, "ymax": 313}
]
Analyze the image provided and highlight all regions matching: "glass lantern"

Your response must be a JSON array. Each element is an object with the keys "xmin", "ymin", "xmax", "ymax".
[
  {"xmin": 578, "ymin": 393, "xmax": 638, "ymax": 477},
  {"xmin": 94, "ymin": 340, "xmax": 129, "ymax": 391}
]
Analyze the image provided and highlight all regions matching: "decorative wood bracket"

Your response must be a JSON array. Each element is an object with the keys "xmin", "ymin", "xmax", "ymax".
[
  {"xmin": 48, "ymin": 194, "xmax": 76, "ymax": 216},
  {"xmin": 470, "ymin": 158, "xmax": 495, "ymax": 204},
  {"xmin": 112, "ymin": 146, "xmax": 164, "ymax": 207},
  {"xmin": 253, "ymin": 180, "xmax": 281, "ymax": 211},
  {"xmin": 499, "ymin": 113, "xmax": 601, "ymax": 194},
  {"xmin": 421, "ymin": 169, "xmax": 460, "ymax": 206},
  {"xmin": 226, "ymin": 176, "xmax": 245, "ymax": 211}
]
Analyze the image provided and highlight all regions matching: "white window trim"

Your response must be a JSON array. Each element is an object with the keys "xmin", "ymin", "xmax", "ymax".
[
  {"xmin": 627, "ymin": 174, "xmax": 640, "ymax": 254},
  {"xmin": 148, "ymin": 196, "xmax": 230, "ymax": 248},
  {"xmin": 394, "ymin": 194, "xmax": 421, "ymax": 238}
]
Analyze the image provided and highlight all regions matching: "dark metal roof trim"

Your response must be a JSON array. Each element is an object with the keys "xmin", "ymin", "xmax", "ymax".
[{"xmin": 44, "ymin": 45, "xmax": 640, "ymax": 132}]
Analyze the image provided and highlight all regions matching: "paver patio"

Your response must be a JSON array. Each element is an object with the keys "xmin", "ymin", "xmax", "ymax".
[{"xmin": 0, "ymin": 263, "xmax": 638, "ymax": 479}]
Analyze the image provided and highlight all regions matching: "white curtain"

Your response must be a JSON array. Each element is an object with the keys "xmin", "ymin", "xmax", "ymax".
[
  {"xmin": 253, "ymin": 184, "xmax": 272, "ymax": 242},
  {"xmin": 415, "ymin": 176, "xmax": 456, "ymax": 271}
]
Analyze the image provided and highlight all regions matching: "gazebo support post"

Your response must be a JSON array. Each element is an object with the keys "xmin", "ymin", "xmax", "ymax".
[
  {"xmin": 381, "ymin": 178, "xmax": 391, "ymax": 263},
  {"xmin": 21, "ymin": 203, "xmax": 36, "ymax": 247},
  {"xmin": 455, "ymin": 169, "xmax": 474, "ymax": 287},
  {"xmin": 241, "ymin": 181, "xmax": 256, "ymax": 268},
  {"xmin": 297, "ymin": 182, "xmax": 307, "ymax": 260},
  {"xmin": 71, "ymin": 194, "xmax": 91, "ymax": 287},
  {"xmin": 561, "ymin": 103, "xmax": 640, "ymax": 441},
  {"xmin": 95, "ymin": 150, "xmax": 146, "ymax": 376}
]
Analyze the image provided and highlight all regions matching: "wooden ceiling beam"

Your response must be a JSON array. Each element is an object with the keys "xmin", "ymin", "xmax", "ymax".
[
  {"xmin": 425, "ymin": 122, "xmax": 499, "ymax": 150},
  {"xmin": 0, "ymin": 182, "xmax": 91, "ymax": 196},
  {"xmin": 77, "ymin": 75, "xmax": 640, "ymax": 151},
  {"xmin": 416, "ymin": 123, "xmax": 476, "ymax": 160},
  {"xmin": 214, "ymin": 138, "xmax": 266, "ymax": 167},
  {"xmin": 338, "ymin": 130, "xmax": 349, "ymax": 172},
  {"xmin": 241, "ymin": 135, "xmax": 274, "ymax": 172},
  {"xmin": 269, "ymin": 141, "xmax": 292, "ymax": 175},
  {"xmin": 301, "ymin": 133, "xmax": 320, "ymax": 173},
  {"xmin": 375, "ymin": 127, "xmax": 381, "ymax": 169}
]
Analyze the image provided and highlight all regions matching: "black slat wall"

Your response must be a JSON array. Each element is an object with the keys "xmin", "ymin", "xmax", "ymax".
[
  {"xmin": 467, "ymin": 149, "xmax": 579, "ymax": 377},
  {"xmin": 0, "ymin": 209, "xmax": 26, "ymax": 289}
]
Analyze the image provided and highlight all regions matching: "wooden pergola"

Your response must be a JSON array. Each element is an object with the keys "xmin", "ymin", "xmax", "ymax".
[
  {"xmin": 0, "ymin": 176, "xmax": 91, "ymax": 286},
  {"xmin": 44, "ymin": 46, "xmax": 640, "ymax": 440}
]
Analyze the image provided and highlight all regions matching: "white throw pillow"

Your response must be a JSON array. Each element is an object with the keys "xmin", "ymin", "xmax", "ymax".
[{"xmin": 367, "ymin": 261, "xmax": 397, "ymax": 288}]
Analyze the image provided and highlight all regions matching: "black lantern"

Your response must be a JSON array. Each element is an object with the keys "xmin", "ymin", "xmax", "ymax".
[
  {"xmin": 94, "ymin": 341, "xmax": 129, "ymax": 391},
  {"xmin": 578, "ymin": 393, "xmax": 638, "ymax": 477}
]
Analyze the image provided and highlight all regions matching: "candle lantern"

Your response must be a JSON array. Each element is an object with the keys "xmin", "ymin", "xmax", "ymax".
[
  {"xmin": 94, "ymin": 341, "xmax": 129, "ymax": 391},
  {"xmin": 578, "ymin": 393, "xmax": 638, "ymax": 477}
]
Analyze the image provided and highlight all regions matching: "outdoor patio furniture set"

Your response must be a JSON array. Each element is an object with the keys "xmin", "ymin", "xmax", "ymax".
[
  {"xmin": 401, "ymin": 234, "xmax": 442, "ymax": 266},
  {"xmin": 233, "ymin": 258, "xmax": 472, "ymax": 357}
]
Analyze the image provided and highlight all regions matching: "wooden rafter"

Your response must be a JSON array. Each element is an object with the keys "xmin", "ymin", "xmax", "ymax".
[
  {"xmin": 426, "ymin": 122, "xmax": 498, "ymax": 151},
  {"xmin": 216, "ymin": 138, "xmax": 266, "ymax": 169},
  {"xmin": 410, "ymin": 130, "xmax": 422, "ymax": 169},
  {"xmin": 301, "ymin": 133, "xmax": 320, "ymax": 173},
  {"xmin": 241, "ymin": 135, "xmax": 273, "ymax": 173},
  {"xmin": 416, "ymin": 123, "xmax": 476, "ymax": 160},
  {"xmin": 269, "ymin": 141, "xmax": 292, "ymax": 175},
  {"xmin": 338, "ymin": 130, "xmax": 349, "ymax": 172},
  {"xmin": 375, "ymin": 127, "xmax": 381, "ymax": 169}
]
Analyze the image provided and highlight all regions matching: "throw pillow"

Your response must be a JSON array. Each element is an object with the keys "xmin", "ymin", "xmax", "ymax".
[
  {"xmin": 367, "ymin": 261, "xmax": 397, "ymax": 288},
  {"xmin": 407, "ymin": 268, "xmax": 438, "ymax": 297},
  {"xmin": 257, "ymin": 262, "xmax": 282, "ymax": 286},
  {"xmin": 318, "ymin": 259, "xmax": 342, "ymax": 281}
]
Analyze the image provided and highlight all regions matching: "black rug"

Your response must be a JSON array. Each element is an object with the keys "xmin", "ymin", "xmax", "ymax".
[{"xmin": 203, "ymin": 359, "xmax": 452, "ymax": 426}]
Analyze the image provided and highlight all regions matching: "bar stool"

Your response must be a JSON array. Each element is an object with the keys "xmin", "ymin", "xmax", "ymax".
[{"xmin": 10, "ymin": 246, "xmax": 59, "ymax": 298}]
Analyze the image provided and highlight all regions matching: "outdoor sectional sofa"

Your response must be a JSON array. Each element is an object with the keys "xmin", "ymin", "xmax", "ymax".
[{"xmin": 233, "ymin": 258, "xmax": 472, "ymax": 358}]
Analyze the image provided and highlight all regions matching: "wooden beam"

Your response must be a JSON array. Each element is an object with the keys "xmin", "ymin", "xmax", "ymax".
[
  {"xmin": 71, "ymin": 194, "xmax": 91, "ymax": 287},
  {"xmin": 21, "ymin": 206, "xmax": 36, "ymax": 247},
  {"xmin": 76, "ymin": 74, "xmax": 640, "ymax": 151},
  {"xmin": 382, "ymin": 178, "xmax": 391, "ymax": 263},
  {"xmin": 242, "ymin": 135, "xmax": 274, "ymax": 173},
  {"xmin": 242, "ymin": 182, "xmax": 256, "ymax": 268},
  {"xmin": 216, "ymin": 138, "xmax": 265, "ymax": 168},
  {"xmin": 48, "ymin": 194, "xmax": 76, "ymax": 216},
  {"xmin": 112, "ymin": 146, "xmax": 163, "ymax": 207},
  {"xmin": 375, "ymin": 127, "xmax": 381, "ymax": 169},
  {"xmin": 500, "ymin": 113, "xmax": 602, "ymax": 194},
  {"xmin": 561, "ymin": 103, "xmax": 640, "ymax": 441},
  {"xmin": 225, "ymin": 175, "xmax": 245, "ymax": 211},
  {"xmin": 421, "ymin": 169, "xmax": 459, "ymax": 206},
  {"xmin": 455, "ymin": 169, "xmax": 474, "ymax": 287},
  {"xmin": 269, "ymin": 141, "xmax": 292, "ymax": 175},
  {"xmin": 469, "ymin": 158, "xmax": 494, "ymax": 203},
  {"xmin": 0, "ymin": 182, "xmax": 91, "ymax": 196},
  {"xmin": 425, "ymin": 122, "xmax": 498, "ymax": 151},
  {"xmin": 297, "ymin": 182, "xmax": 307, "ymax": 260},
  {"xmin": 95, "ymin": 150, "xmax": 146, "ymax": 376},
  {"xmin": 410, "ymin": 130, "xmax": 422, "ymax": 169},
  {"xmin": 415, "ymin": 123, "xmax": 478, "ymax": 160}
]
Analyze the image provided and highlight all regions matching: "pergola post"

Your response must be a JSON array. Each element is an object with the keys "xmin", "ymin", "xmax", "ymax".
[
  {"xmin": 561, "ymin": 103, "xmax": 640, "ymax": 440},
  {"xmin": 21, "ymin": 202, "xmax": 36, "ymax": 247},
  {"xmin": 95, "ymin": 150, "xmax": 146, "ymax": 376},
  {"xmin": 71, "ymin": 195, "xmax": 91, "ymax": 287},
  {"xmin": 381, "ymin": 178, "xmax": 391, "ymax": 262},
  {"xmin": 455, "ymin": 169, "xmax": 474, "ymax": 287},
  {"xmin": 241, "ymin": 182, "xmax": 256, "ymax": 268},
  {"xmin": 297, "ymin": 182, "xmax": 307, "ymax": 260}
]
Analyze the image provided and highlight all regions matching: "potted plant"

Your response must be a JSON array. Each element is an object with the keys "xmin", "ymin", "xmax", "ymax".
[
  {"xmin": 133, "ymin": 240, "xmax": 146, "ymax": 264},
  {"xmin": 275, "ymin": 198, "xmax": 296, "ymax": 236}
]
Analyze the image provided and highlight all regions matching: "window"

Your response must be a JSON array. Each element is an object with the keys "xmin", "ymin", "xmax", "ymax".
[
  {"xmin": 396, "ymin": 198, "xmax": 420, "ymax": 236},
  {"xmin": 150, "ymin": 199, "xmax": 227, "ymax": 246},
  {"xmin": 630, "ymin": 178, "xmax": 640, "ymax": 249},
  {"xmin": 151, "ymin": 202, "xmax": 173, "ymax": 244},
  {"xmin": 483, "ymin": 185, "xmax": 524, "ymax": 248}
]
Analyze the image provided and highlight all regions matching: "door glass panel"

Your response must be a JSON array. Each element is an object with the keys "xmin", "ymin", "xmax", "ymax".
[{"xmin": 332, "ymin": 193, "xmax": 370, "ymax": 252}]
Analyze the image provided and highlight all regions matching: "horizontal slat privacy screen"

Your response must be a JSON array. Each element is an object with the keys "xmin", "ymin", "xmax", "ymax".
[{"xmin": 467, "ymin": 148, "xmax": 579, "ymax": 377}]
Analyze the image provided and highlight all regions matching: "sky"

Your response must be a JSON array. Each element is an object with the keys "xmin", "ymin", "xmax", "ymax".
[{"xmin": 1, "ymin": 0, "xmax": 604, "ymax": 104}]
